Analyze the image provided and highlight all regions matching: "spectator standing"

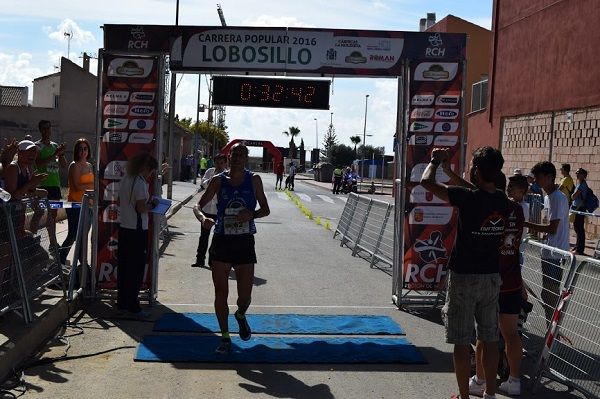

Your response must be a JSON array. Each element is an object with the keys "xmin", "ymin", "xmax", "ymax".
[
  {"xmin": 571, "ymin": 167, "xmax": 589, "ymax": 255},
  {"xmin": 527, "ymin": 172, "xmax": 543, "ymax": 196},
  {"xmin": 33, "ymin": 120, "xmax": 67, "ymax": 250},
  {"xmin": 116, "ymin": 153, "xmax": 159, "ymax": 317},
  {"xmin": 332, "ymin": 166, "xmax": 343, "ymax": 194},
  {"xmin": 524, "ymin": 161, "xmax": 570, "ymax": 324},
  {"xmin": 199, "ymin": 155, "xmax": 208, "ymax": 178},
  {"xmin": 422, "ymin": 146, "xmax": 510, "ymax": 399},
  {"xmin": 192, "ymin": 154, "xmax": 227, "ymax": 268},
  {"xmin": 59, "ymin": 139, "xmax": 94, "ymax": 265},
  {"xmin": 288, "ymin": 162, "xmax": 296, "ymax": 191},
  {"xmin": 559, "ymin": 163, "xmax": 575, "ymax": 206},
  {"xmin": 275, "ymin": 162, "xmax": 284, "ymax": 190}
]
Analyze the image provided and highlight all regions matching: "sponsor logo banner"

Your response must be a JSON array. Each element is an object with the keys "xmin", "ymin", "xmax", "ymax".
[
  {"xmin": 409, "ymin": 121, "xmax": 434, "ymax": 132},
  {"xmin": 409, "ymin": 185, "xmax": 446, "ymax": 204},
  {"xmin": 434, "ymin": 135, "xmax": 459, "ymax": 146},
  {"xmin": 102, "ymin": 204, "xmax": 120, "ymax": 223},
  {"xmin": 408, "ymin": 135, "xmax": 433, "ymax": 146},
  {"xmin": 103, "ymin": 160, "xmax": 128, "ymax": 180},
  {"xmin": 411, "ymin": 94, "xmax": 435, "ymax": 106},
  {"xmin": 129, "ymin": 132, "xmax": 154, "ymax": 144},
  {"xmin": 434, "ymin": 122, "xmax": 459, "ymax": 133},
  {"xmin": 413, "ymin": 62, "xmax": 458, "ymax": 81},
  {"xmin": 410, "ymin": 108, "xmax": 434, "ymax": 119},
  {"xmin": 104, "ymin": 91, "xmax": 130, "ymax": 102},
  {"xmin": 103, "ymin": 104, "xmax": 128, "ymax": 116},
  {"xmin": 103, "ymin": 118, "xmax": 128, "ymax": 130},
  {"xmin": 102, "ymin": 131, "xmax": 129, "ymax": 143},
  {"xmin": 130, "ymin": 92, "xmax": 155, "ymax": 103},
  {"xmin": 434, "ymin": 108, "xmax": 459, "ymax": 120},
  {"xmin": 107, "ymin": 58, "xmax": 154, "ymax": 78},
  {"xmin": 129, "ymin": 119, "xmax": 155, "ymax": 130},
  {"xmin": 408, "ymin": 206, "xmax": 454, "ymax": 225},
  {"xmin": 409, "ymin": 163, "xmax": 451, "ymax": 183},
  {"xmin": 103, "ymin": 182, "xmax": 120, "ymax": 201},
  {"xmin": 435, "ymin": 94, "xmax": 460, "ymax": 106},
  {"xmin": 129, "ymin": 105, "xmax": 154, "ymax": 116}
]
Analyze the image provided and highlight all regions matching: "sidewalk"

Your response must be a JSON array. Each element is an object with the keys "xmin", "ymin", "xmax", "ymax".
[
  {"xmin": 0, "ymin": 180, "xmax": 200, "ymax": 382},
  {"xmin": 296, "ymin": 173, "xmax": 395, "ymax": 198}
]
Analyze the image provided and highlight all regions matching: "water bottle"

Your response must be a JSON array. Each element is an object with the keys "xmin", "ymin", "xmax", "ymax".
[{"xmin": 0, "ymin": 188, "xmax": 11, "ymax": 202}]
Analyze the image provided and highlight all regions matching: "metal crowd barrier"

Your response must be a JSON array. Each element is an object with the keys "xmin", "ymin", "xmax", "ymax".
[
  {"xmin": 531, "ymin": 257, "xmax": 600, "ymax": 398},
  {"xmin": 333, "ymin": 193, "xmax": 394, "ymax": 269},
  {"xmin": 525, "ymin": 193, "xmax": 544, "ymax": 225},
  {"xmin": 0, "ymin": 194, "xmax": 92, "ymax": 324}
]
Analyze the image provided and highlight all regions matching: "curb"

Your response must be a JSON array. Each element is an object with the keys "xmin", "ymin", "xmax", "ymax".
[
  {"xmin": 0, "ymin": 296, "xmax": 82, "ymax": 382},
  {"xmin": 166, "ymin": 187, "xmax": 200, "ymax": 221}
]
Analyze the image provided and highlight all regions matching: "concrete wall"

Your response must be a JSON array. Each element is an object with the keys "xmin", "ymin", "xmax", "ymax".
[
  {"xmin": 501, "ymin": 106, "xmax": 600, "ymax": 237},
  {"xmin": 32, "ymin": 74, "xmax": 60, "ymax": 108}
]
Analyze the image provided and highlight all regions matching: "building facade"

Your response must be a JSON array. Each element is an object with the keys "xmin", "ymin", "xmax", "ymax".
[{"xmin": 467, "ymin": 0, "xmax": 600, "ymax": 236}]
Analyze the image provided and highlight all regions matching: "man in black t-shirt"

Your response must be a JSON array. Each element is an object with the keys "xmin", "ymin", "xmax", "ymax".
[{"xmin": 421, "ymin": 146, "xmax": 511, "ymax": 399}]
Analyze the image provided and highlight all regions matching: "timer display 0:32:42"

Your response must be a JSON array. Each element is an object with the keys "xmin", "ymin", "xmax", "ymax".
[{"xmin": 212, "ymin": 76, "xmax": 330, "ymax": 110}]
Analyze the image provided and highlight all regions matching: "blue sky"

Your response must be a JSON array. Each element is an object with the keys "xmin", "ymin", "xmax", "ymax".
[{"xmin": 0, "ymin": 0, "xmax": 492, "ymax": 155}]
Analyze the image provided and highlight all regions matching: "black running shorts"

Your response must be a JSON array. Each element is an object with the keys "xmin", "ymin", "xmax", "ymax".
[{"xmin": 209, "ymin": 234, "xmax": 256, "ymax": 266}]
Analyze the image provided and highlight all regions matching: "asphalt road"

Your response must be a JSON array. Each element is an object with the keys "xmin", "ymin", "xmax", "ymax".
[{"xmin": 14, "ymin": 174, "xmax": 584, "ymax": 399}]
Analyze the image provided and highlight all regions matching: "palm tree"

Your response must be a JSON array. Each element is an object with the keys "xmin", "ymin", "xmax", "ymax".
[
  {"xmin": 350, "ymin": 136, "xmax": 361, "ymax": 156},
  {"xmin": 283, "ymin": 126, "xmax": 301, "ymax": 159}
]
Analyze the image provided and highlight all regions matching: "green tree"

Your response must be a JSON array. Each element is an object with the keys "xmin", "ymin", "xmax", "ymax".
[
  {"xmin": 349, "ymin": 136, "xmax": 361, "ymax": 156},
  {"xmin": 320, "ymin": 123, "xmax": 337, "ymax": 162},
  {"xmin": 190, "ymin": 120, "xmax": 229, "ymax": 154},
  {"xmin": 357, "ymin": 144, "xmax": 384, "ymax": 160},
  {"xmin": 282, "ymin": 126, "xmax": 301, "ymax": 159},
  {"xmin": 330, "ymin": 144, "xmax": 355, "ymax": 167}
]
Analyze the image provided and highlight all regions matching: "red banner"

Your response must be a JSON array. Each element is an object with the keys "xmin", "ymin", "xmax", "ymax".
[
  {"xmin": 402, "ymin": 60, "xmax": 463, "ymax": 290},
  {"xmin": 96, "ymin": 54, "xmax": 160, "ymax": 290}
]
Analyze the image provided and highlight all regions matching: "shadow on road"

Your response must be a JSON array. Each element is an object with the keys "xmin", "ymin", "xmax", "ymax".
[{"xmin": 237, "ymin": 367, "xmax": 334, "ymax": 399}]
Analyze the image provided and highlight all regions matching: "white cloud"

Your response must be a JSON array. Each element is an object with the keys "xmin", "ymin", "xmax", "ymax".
[
  {"xmin": 241, "ymin": 15, "xmax": 314, "ymax": 28},
  {"xmin": 43, "ymin": 18, "xmax": 95, "ymax": 45},
  {"xmin": 372, "ymin": 1, "xmax": 390, "ymax": 11},
  {"xmin": 0, "ymin": 52, "xmax": 45, "ymax": 88}
]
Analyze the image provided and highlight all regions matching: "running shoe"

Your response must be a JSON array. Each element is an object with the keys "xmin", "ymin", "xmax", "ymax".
[
  {"xmin": 235, "ymin": 310, "xmax": 251, "ymax": 341},
  {"xmin": 215, "ymin": 338, "xmax": 231, "ymax": 355},
  {"xmin": 498, "ymin": 378, "xmax": 521, "ymax": 396},
  {"xmin": 469, "ymin": 375, "xmax": 485, "ymax": 397}
]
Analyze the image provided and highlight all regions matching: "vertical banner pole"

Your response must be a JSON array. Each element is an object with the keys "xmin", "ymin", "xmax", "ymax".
[
  {"xmin": 166, "ymin": 72, "xmax": 176, "ymax": 199},
  {"xmin": 392, "ymin": 66, "xmax": 406, "ymax": 302},
  {"xmin": 91, "ymin": 49, "xmax": 104, "ymax": 299}
]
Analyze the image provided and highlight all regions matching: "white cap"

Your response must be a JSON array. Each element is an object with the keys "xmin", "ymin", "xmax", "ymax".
[
  {"xmin": 513, "ymin": 168, "xmax": 522, "ymax": 175},
  {"xmin": 18, "ymin": 140, "xmax": 37, "ymax": 151}
]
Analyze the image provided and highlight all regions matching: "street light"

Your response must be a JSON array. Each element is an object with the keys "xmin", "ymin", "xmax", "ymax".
[
  {"xmin": 313, "ymin": 117, "xmax": 318, "ymax": 149},
  {"xmin": 361, "ymin": 94, "xmax": 370, "ymax": 184}
]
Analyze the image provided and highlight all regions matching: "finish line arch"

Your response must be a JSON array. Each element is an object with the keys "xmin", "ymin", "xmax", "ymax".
[{"xmin": 221, "ymin": 139, "xmax": 282, "ymax": 172}]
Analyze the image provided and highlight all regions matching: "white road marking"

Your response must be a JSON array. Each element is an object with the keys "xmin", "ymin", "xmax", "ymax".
[
  {"xmin": 297, "ymin": 193, "xmax": 312, "ymax": 202},
  {"xmin": 338, "ymin": 196, "xmax": 348, "ymax": 203},
  {"xmin": 317, "ymin": 195, "xmax": 335, "ymax": 204},
  {"xmin": 276, "ymin": 192, "xmax": 289, "ymax": 201}
]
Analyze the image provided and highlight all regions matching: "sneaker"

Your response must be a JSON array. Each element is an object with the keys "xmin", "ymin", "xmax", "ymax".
[
  {"xmin": 215, "ymin": 338, "xmax": 231, "ymax": 355},
  {"xmin": 235, "ymin": 310, "xmax": 251, "ymax": 341},
  {"xmin": 469, "ymin": 376, "xmax": 485, "ymax": 397},
  {"xmin": 498, "ymin": 378, "xmax": 521, "ymax": 396},
  {"xmin": 191, "ymin": 260, "xmax": 205, "ymax": 268}
]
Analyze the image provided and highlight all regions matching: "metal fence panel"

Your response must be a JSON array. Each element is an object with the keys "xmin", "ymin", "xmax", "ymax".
[
  {"xmin": 11, "ymin": 200, "xmax": 62, "ymax": 299},
  {"xmin": 342, "ymin": 195, "xmax": 371, "ymax": 247},
  {"xmin": 353, "ymin": 199, "xmax": 390, "ymax": 257},
  {"xmin": 520, "ymin": 239, "xmax": 576, "ymax": 358},
  {"xmin": 526, "ymin": 193, "xmax": 543, "ymax": 224},
  {"xmin": 537, "ymin": 259, "xmax": 600, "ymax": 398},
  {"xmin": 0, "ymin": 206, "xmax": 18, "ymax": 316},
  {"xmin": 334, "ymin": 193, "xmax": 358, "ymax": 241}
]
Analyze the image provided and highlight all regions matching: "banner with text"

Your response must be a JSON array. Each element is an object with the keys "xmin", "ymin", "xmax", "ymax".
[
  {"xmin": 402, "ymin": 60, "xmax": 463, "ymax": 291},
  {"xmin": 96, "ymin": 54, "xmax": 160, "ymax": 290},
  {"xmin": 102, "ymin": 25, "xmax": 466, "ymax": 77}
]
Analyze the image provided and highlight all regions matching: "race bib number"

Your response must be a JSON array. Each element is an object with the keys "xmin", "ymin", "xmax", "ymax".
[{"xmin": 224, "ymin": 216, "xmax": 249, "ymax": 235}]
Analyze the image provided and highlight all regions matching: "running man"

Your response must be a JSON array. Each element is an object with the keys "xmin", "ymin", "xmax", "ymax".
[{"xmin": 196, "ymin": 143, "xmax": 270, "ymax": 354}]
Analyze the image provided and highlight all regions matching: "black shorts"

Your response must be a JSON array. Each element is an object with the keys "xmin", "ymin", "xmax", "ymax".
[
  {"xmin": 209, "ymin": 234, "xmax": 256, "ymax": 266},
  {"xmin": 499, "ymin": 289, "xmax": 522, "ymax": 315},
  {"xmin": 41, "ymin": 186, "xmax": 62, "ymax": 200}
]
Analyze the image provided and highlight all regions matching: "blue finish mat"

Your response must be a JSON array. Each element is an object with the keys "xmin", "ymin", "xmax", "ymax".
[
  {"xmin": 153, "ymin": 313, "xmax": 405, "ymax": 335},
  {"xmin": 135, "ymin": 335, "xmax": 425, "ymax": 364}
]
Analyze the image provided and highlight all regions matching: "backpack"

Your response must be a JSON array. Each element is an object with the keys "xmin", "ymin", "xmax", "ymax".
[{"xmin": 585, "ymin": 187, "xmax": 599, "ymax": 213}]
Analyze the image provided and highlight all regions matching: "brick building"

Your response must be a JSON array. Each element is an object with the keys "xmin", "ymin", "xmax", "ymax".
[{"xmin": 467, "ymin": 0, "xmax": 600, "ymax": 236}]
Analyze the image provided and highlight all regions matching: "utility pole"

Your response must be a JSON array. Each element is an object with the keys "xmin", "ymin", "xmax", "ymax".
[
  {"xmin": 361, "ymin": 94, "xmax": 370, "ymax": 186},
  {"xmin": 166, "ymin": 0, "xmax": 180, "ymax": 199}
]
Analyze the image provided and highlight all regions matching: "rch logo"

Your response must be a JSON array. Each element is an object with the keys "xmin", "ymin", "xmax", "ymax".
[
  {"xmin": 129, "ymin": 26, "xmax": 148, "ymax": 49},
  {"xmin": 426, "ymin": 33, "xmax": 445, "ymax": 57}
]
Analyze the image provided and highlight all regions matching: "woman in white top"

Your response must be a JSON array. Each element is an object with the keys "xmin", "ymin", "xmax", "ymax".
[{"xmin": 117, "ymin": 152, "xmax": 158, "ymax": 316}]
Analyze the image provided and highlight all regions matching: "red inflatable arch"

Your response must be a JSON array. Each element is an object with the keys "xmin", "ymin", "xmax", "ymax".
[{"xmin": 221, "ymin": 139, "xmax": 282, "ymax": 172}]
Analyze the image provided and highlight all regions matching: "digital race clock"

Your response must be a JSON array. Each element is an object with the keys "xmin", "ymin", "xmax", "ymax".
[{"xmin": 212, "ymin": 76, "xmax": 330, "ymax": 110}]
